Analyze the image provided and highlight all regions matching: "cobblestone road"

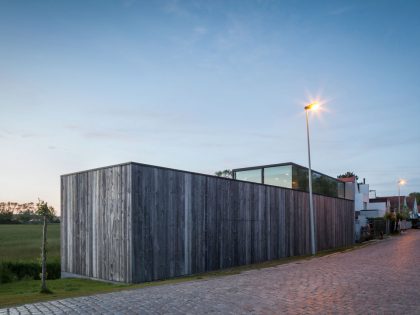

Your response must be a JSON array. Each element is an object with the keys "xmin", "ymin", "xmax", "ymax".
[{"xmin": 2, "ymin": 230, "xmax": 420, "ymax": 314}]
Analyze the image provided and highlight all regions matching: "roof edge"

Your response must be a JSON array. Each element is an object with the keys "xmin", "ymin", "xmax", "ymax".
[
  {"xmin": 60, "ymin": 162, "xmax": 135, "ymax": 177},
  {"xmin": 60, "ymin": 161, "xmax": 353, "ymax": 201}
]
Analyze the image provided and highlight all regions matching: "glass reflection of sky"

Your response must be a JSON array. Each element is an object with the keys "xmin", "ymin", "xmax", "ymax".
[
  {"xmin": 264, "ymin": 165, "xmax": 292, "ymax": 188},
  {"xmin": 234, "ymin": 163, "xmax": 346, "ymax": 199},
  {"xmin": 235, "ymin": 169, "xmax": 262, "ymax": 184}
]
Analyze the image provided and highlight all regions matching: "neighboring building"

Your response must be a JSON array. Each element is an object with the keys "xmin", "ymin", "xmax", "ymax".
[
  {"xmin": 369, "ymin": 196, "xmax": 416, "ymax": 214},
  {"xmin": 369, "ymin": 190, "xmax": 378, "ymax": 199},
  {"xmin": 337, "ymin": 176, "xmax": 369, "ymax": 210},
  {"xmin": 366, "ymin": 199, "xmax": 389, "ymax": 218},
  {"xmin": 337, "ymin": 176, "xmax": 374, "ymax": 241},
  {"xmin": 232, "ymin": 162, "xmax": 347, "ymax": 199},
  {"xmin": 367, "ymin": 195, "xmax": 417, "ymax": 231}
]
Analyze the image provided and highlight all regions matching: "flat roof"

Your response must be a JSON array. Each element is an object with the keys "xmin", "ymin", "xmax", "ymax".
[{"xmin": 61, "ymin": 161, "xmax": 352, "ymax": 201}]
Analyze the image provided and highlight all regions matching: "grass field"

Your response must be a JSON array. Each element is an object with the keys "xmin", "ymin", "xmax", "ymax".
[
  {"xmin": 0, "ymin": 278, "xmax": 128, "ymax": 308},
  {"xmin": 0, "ymin": 224, "xmax": 60, "ymax": 262},
  {"xmin": 0, "ymin": 243, "xmax": 368, "ymax": 308},
  {"xmin": 0, "ymin": 275, "xmax": 215, "ymax": 308},
  {"xmin": 0, "ymin": 223, "xmax": 369, "ymax": 308}
]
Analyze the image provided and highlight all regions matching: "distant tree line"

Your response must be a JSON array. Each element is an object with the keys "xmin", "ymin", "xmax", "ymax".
[{"xmin": 0, "ymin": 208, "xmax": 59, "ymax": 224}]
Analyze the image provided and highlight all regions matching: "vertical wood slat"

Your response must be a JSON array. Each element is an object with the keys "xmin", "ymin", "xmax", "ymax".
[
  {"xmin": 61, "ymin": 164, "xmax": 132, "ymax": 283},
  {"xmin": 62, "ymin": 162, "xmax": 354, "ymax": 283}
]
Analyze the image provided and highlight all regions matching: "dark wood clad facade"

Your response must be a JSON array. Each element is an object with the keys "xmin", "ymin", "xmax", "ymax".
[
  {"xmin": 61, "ymin": 164, "xmax": 133, "ymax": 282},
  {"xmin": 61, "ymin": 162, "xmax": 354, "ymax": 283}
]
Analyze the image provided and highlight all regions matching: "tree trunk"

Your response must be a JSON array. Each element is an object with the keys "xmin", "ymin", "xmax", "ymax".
[{"xmin": 41, "ymin": 215, "xmax": 48, "ymax": 292}]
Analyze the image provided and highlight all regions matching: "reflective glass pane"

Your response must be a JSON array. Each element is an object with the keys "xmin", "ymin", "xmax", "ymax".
[
  {"xmin": 292, "ymin": 165, "xmax": 308, "ymax": 191},
  {"xmin": 264, "ymin": 165, "xmax": 292, "ymax": 188},
  {"xmin": 292, "ymin": 165, "xmax": 342, "ymax": 198},
  {"xmin": 337, "ymin": 182, "xmax": 345, "ymax": 198},
  {"xmin": 235, "ymin": 169, "xmax": 262, "ymax": 183},
  {"xmin": 312, "ymin": 172, "xmax": 338, "ymax": 197}
]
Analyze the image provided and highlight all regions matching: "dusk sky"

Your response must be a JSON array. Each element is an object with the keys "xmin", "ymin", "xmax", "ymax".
[{"xmin": 1, "ymin": 0, "xmax": 419, "ymax": 212}]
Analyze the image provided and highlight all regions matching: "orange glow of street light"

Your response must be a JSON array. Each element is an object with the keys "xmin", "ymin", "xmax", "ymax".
[{"xmin": 304, "ymin": 102, "xmax": 320, "ymax": 111}]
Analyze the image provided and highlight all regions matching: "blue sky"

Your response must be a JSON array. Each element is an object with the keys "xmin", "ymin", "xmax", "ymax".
[{"xmin": 1, "ymin": 0, "xmax": 419, "ymax": 211}]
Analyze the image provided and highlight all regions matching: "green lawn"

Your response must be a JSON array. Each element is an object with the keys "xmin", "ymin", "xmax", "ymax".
[
  {"xmin": 0, "ymin": 275, "xmax": 217, "ymax": 308},
  {"xmin": 0, "ymin": 244, "xmax": 363, "ymax": 308},
  {"xmin": 0, "ymin": 224, "xmax": 60, "ymax": 262},
  {"xmin": 0, "ymin": 278, "xmax": 128, "ymax": 308},
  {"xmin": 0, "ymin": 223, "xmax": 370, "ymax": 308}
]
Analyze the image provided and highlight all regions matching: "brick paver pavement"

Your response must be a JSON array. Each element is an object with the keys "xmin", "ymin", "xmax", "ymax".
[{"xmin": 2, "ymin": 230, "xmax": 420, "ymax": 314}]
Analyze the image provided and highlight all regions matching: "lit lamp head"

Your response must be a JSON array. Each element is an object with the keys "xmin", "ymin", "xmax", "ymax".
[
  {"xmin": 398, "ymin": 179, "xmax": 406, "ymax": 186},
  {"xmin": 305, "ymin": 102, "xmax": 320, "ymax": 111}
]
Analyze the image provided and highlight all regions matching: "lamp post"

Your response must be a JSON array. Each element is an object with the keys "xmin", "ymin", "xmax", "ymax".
[
  {"xmin": 398, "ymin": 179, "xmax": 406, "ymax": 213},
  {"xmin": 305, "ymin": 102, "xmax": 319, "ymax": 255},
  {"xmin": 397, "ymin": 179, "xmax": 406, "ymax": 233}
]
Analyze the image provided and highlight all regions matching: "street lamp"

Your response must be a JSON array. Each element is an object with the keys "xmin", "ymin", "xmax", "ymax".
[
  {"xmin": 397, "ymin": 179, "xmax": 406, "ymax": 213},
  {"xmin": 305, "ymin": 101, "xmax": 319, "ymax": 255}
]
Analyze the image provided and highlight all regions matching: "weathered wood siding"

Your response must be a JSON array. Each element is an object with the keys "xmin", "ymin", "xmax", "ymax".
[
  {"xmin": 62, "ymin": 162, "xmax": 354, "ymax": 283},
  {"xmin": 131, "ymin": 163, "xmax": 354, "ymax": 283},
  {"xmin": 61, "ymin": 164, "xmax": 133, "ymax": 282}
]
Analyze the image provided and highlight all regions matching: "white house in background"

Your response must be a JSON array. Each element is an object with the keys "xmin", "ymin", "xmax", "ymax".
[
  {"xmin": 337, "ymin": 176, "xmax": 370, "ymax": 212},
  {"xmin": 369, "ymin": 196, "xmax": 417, "ymax": 215},
  {"xmin": 335, "ymin": 177, "xmax": 417, "ymax": 241},
  {"xmin": 337, "ymin": 176, "xmax": 372, "ymax": 241},
  {"xmin": 366, "ymin": 199, "xmax": 390, "ymax": 218}
]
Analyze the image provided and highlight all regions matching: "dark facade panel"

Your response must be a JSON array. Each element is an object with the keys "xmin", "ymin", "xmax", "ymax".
[
  {"xmin": 62, "ymin": 162, "xmax": 354, "ymax": 283},
  {"xmin": 61, "ymin": 164, "xmax": 133, "ymax": 283},
  {"xmin": 130, "ymin": 163, "xmax": 354, "ymax": 283}
]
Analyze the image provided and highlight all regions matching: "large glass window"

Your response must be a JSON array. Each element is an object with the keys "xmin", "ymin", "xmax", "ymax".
[
  {"xmin": 234, "ymin": 164, "xmax": 349, "ymax": 199},
  {"xmin": 337, "ymin": 182, "xmax": 345, "ymax": 198},
  {"xmin": 292, "ymin": 165, "xmax": 308, "ymax": 191},
  {"xmin": 264, "ymin": 165, "xmax": 292, "ymax": 188},
  {"xmin": 312, "ymin": 171, "xmax": 338, "ymax": 197},
  {"xmin": 292, "ymin": 165, "xmax": 340, "ymax": 198},
  {"xmin": 235, "ymin": 169, "xmax": 262, "ymax": 184}
]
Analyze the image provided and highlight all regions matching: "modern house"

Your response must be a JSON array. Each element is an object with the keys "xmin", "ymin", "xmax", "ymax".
[{"xmin": 61, "ymin": 162, "xmax": 354, "ymax": 283}]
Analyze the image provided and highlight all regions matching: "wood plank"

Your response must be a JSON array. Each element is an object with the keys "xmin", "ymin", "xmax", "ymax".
[{"xmin": 62, "ymin": 162, "xmax": 355, "ymax": 283}]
